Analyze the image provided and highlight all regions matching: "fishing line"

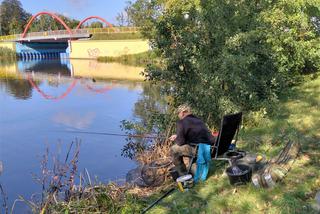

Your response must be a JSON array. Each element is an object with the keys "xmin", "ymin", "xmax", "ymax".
[{"xmin": 54, "ymin": 130, "xmax": 166, "ymax": 139}]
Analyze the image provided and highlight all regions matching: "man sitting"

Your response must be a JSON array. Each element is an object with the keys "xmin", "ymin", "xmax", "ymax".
[{"xmin": 169, "ymin": 104, "xmax": 216, "ymax": 176}]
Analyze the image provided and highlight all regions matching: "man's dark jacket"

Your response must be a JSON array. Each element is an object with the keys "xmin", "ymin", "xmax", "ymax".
[{"xmin": 175, "ymin": 114, "xmax": 215, "ymax": 146}]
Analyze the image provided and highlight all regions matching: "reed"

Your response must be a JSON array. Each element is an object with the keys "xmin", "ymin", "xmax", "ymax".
[
  {"xmin": 0, "ymin": 47, "xmax": 17, "ymax": 61},
  {"xmin": 16, "ymin": 137, "xmax": 172, "ymax": 213},
  {"xmin": 97, "ymin": 51, "xmax": 158, "ymax": 67}
]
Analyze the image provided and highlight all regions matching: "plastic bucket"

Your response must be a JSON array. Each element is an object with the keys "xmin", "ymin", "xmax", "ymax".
[
  {"xmin": 226, "ymin": 164, "xmax": 252, "ymax": 185},
  {"xmin": 236, "ymin": 154, "xmax": 267, "ymax": 173},
  {"xmin": 224, "ymin": 151, "xmax": 245, "ymax": 160}
]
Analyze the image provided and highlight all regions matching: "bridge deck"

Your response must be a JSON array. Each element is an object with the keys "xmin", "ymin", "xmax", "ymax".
[{"xmin": 0, "ymin": 27, "xmax": 139, "ymax": 42}]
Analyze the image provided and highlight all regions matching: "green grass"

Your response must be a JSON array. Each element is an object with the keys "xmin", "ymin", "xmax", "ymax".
[
  {"xmin": 97, "ymin": 51, "xmax": 158, "ymax": 67},
  {"xmin": 0, "ymin": 47, "xmax": 16, "ymax": 61},
  {"xmin": 144, "ymin": 74, "xmax": 320, "ymax": 214},
  {"xmin": 90, "ymin": 32, "xmax": 143, "ymax": 40}
]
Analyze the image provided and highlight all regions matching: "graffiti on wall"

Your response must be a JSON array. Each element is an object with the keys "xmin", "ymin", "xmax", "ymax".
[
  {"xmin": 87, "ymin": 46, "xmax": 134, "ymax": 58},
  {"xmin": 87, "ymin": 48, "xmax": 101, "ymax": 57}
]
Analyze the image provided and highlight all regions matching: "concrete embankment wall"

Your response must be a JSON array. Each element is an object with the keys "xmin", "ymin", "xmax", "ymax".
[
  {"xmin": 1, "ymin": 39, "xmax": 149, "ymax": 59},
  {"xmin": 70, "ymin": 39, "xmax": 149, "ymax": 59}
]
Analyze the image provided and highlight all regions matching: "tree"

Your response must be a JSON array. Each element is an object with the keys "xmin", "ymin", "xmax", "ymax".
[
  {"xmin": 0, "ymin": 0, "xmax": 81, "ymax": 34},
  {"xmin": 117, "ymin": 0, "xmax": 165, "ymax": 36},
  {"xmin": 261, "ymin": 0, "xmax": 320, "ymax": 75},
  {"xmin": 0, "ymin": 0, "xmax": 30, "ymax": 35},
  {"xmin": 59, "ymin": 15, "xmax": 80, "ymax": 29},
  {"xmin": 26, "ymin": 14, "xmax": 80, "ymax": 33},
  {"xmin": 116, "ymin": 11, "xmax": 127, "ymax": 26},
  {"xmin": 116, "ymin": 1, "xmax": 136, "ymax": 27},
  {"xmin": 9, "ymin": 17, "xmax": 20, "ymax": 34},
  {"xmin": 89, "ymin": 21, "xmax": 103, "ymax": 28},
  {"xmin": 130, "ymin": 0, "xmax": 320, "ymax": 126}
]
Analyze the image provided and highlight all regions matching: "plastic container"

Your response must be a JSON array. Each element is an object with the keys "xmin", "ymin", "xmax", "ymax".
[
  {"xmin": 224, "ymin": 151, "xmax": 244, "ymax": 160},
  {"xmin": 236, "ymin": 153, "xmax": 267, "ymax": 173},
  {"xmin": 264, "ymin": 173, "xmax": 276, "ymax": 188},
  {"xmin": 226, "ymin": 164, "xmax": 252, "ymax": 185},
  {"xmin": 251, "ymin": 173, "xmax": 262, "ymax": 188},
  {"xmin": 176, "ymin": 174, "xmax": 194, "ymax": 192}
]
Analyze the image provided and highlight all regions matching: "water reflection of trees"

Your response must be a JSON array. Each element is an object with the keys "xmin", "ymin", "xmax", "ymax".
[
  {"xmin": 121, "ymin": 83, "xmax": 169, "ymax": 159},
  {"xmin": 0, "ymin": 78, "xmax": 39, "ymax": 100}
]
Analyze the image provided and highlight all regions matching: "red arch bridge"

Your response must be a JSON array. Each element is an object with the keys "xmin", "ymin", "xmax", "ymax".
[{"xmin": 0, "ymin": 11, "xmax": 138, "ymax": 60}]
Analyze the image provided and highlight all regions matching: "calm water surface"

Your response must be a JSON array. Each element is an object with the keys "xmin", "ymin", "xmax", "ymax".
[{"xmin": 0, "ymin": 59, "xmax": 157, "ymax": 212}]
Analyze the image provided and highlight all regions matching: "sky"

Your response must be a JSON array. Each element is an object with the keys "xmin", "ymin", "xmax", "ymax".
[{"xmin": 16, "ymin": 0, "xmax": 130, "ymax": 24}]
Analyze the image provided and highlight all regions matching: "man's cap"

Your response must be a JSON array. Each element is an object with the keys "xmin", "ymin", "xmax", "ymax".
[{"xmin": 177, "ymin": 104, "xmax": 192, "ymax": 113}]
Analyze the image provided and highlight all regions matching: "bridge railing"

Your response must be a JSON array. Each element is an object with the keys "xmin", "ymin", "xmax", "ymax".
[
  {"xmin": 17, "ymin": 29, "xmax": 90, "ymax": 40},
  {"xmin": 86, "ymin": 27, "xmax": 139, "ymax": 34},
  {"xmin": 0, "ymin": 27, "xmax": 140, "ymax": 42}
]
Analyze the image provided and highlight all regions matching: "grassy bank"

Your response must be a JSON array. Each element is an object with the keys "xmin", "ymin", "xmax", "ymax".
[
  {"xmin": 47, "ymin": 74, "xmax": 319, "ymax": 213},
  {"xmin": 91, "ymin": 32, "xmax": 143, "ymax": 40},
  {"xmin": 146, "ymin": 74, "xmax": 320, "ymax": 214},
  {"xmin": 97, "ymin": 51, "xmax": 158, "ymax": 67},
  {"xmin": 0, "ymin": 47, "xmax": 16, "ymax": 61}
]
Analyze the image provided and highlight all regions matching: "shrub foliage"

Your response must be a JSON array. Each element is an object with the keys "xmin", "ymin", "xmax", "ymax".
[{"xmin": 128, "ymin": 0, "xmax": 319, "ymax": 126}]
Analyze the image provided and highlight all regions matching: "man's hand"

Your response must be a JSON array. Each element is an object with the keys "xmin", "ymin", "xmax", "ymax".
[{"xmin": 169, "ymin": 134, "xmax": 177, "ymax": 142}]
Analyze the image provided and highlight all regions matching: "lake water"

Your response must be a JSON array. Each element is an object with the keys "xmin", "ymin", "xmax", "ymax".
[{"xmin": 0, "ymin": 59, "xmax": 158, "ymax": 213}]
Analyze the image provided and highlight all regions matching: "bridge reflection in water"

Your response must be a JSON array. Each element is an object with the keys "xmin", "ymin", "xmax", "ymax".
[{"xmin": 0, "ymin": 59, "xmax": 144, "ymax": 101}]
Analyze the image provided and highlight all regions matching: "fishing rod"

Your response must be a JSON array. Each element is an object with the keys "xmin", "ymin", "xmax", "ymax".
[
  {"xmin": 141, "ymin": 187, "xmax": 176, "ymax": 214},
  {"xmin": 55, "ymin": 130, "xmax": 166, "ymax": 139}
]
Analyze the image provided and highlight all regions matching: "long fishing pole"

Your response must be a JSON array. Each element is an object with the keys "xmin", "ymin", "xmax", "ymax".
[
  {"xmin": 55, "ymin": 130, "xmax": 166, "ymax": 139},
  {"xmin": 141, "ymin": 187, "xmax": 176, "ymax": 213}
]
